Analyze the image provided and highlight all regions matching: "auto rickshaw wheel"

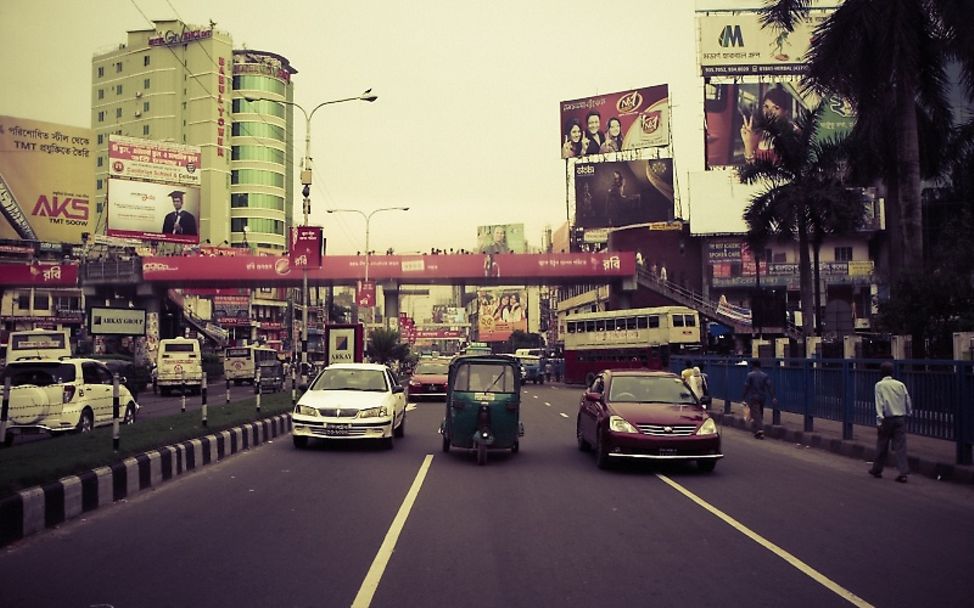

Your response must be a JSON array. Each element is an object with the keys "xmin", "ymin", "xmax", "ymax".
[{"xmin": 476, "ymin": 441, "xmax": 487, "ymax": 465}]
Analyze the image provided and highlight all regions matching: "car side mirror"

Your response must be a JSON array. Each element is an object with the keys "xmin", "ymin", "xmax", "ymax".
[{"xmin": 584, "ymin": 391, "xmax": 601, "ymax": 402}]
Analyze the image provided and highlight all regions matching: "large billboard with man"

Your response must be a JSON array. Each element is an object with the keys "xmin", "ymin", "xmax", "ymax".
[
  {"xmin": 477, "ymin": 223, "xmax": 526, "ymax": 254},
  {"xmin": 0, "ymin": 116, "xmax": 95, "ymax": 244},
  {"xmin": 573, "ymin": 159, "xmax": 674, "ymax": 228},
  {"xmin": 559, "ymin": 85, "xmax": 669, "ymax": 158},
  {"xmin": 106, "ymin": 135, "xmax": 202, "ymax": 244}
]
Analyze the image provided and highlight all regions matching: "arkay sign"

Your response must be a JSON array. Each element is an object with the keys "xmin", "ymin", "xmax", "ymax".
[{"xmin": 88, "ymin": 307, "xmax": 147, "ymax": 336}]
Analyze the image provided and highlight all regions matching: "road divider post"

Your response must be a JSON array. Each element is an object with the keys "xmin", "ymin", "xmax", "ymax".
[
  {"xmin": 112, "ymin": 373, "xmax": 120, "ymax": 452},
  {"xmin": 201, "ymin": 374, "xmax": 208, "ymax": 427}
]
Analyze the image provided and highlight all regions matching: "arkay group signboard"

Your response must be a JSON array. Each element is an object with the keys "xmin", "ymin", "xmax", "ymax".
[{"xmin": 88, "ymin": 307, "xmax": 147, "ymax": 336}]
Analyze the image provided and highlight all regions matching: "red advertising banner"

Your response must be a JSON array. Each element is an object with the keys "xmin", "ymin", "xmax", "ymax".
[
  {"xmin": 141, "ymin": 252, "xmax": 636, "ymax": 284},
  {"xmin": 108, "ymin": 135, "xmax": 201, "ymax": 186},
  {"xmin": 356, "ymin": 280, "xmax": 376, "ymax": 307},
  {"xmin": 0, "ymin": 262, "xmax": 79, "ymax": 286},
  {"xmin": 290, "ymin": 226, "xmax": 323, "ymax": 269},
  {"xmin": 574, "ymin": 159, "xmax": 674, "ymax": 228},
  {"xmin": 560, "ymin": 85, "xmax": 669, "ymax": 158}
]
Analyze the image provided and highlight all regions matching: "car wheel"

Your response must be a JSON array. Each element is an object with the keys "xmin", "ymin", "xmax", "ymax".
[
  {"xmin": 511, "ymin": 440, "xmax": 519, "ymax": 454},
  {"xmin": 123, "ymin": 403, "xmax": 137, "ymax": 424},
  {"xmin": 393, "ymin": 413, "xmax": 405, "ymax": 438},
  {"xmin": 441, "ymin": 434, "xmax": 451, "ymax": 453},
  {"xmin": 2, "ymin": 433, "xmax": 13, "ymax": 448},
  {"xmin": 576, "ymin": 418, "xmax": 591, "ymax": 452},
  {"xmin": 697, "ymin": 459, "xmax": 717, "ymax": 473},
  {"xmin": 293, "ymin": 435, "xmax": 308, "ymax": 449},
  {"xmin": 76, "ymin": 408, "xmax": 94, "ymax": 434},
  {"xmin": 595, "ymin": 430, "xmax": 611, "ymax": 470},
  {"xmin": 476, "ymin": 441, "xmax": 487, "ymax": 466}
]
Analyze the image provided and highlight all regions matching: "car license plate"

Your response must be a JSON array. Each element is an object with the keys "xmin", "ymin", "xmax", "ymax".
[
  {"xmin": 658, "ymin": 448, "xmax": 678, "ymax": 456},
  {"xmin": 324, "ymin": 423, "xmax": 350, "ymax": 436}
]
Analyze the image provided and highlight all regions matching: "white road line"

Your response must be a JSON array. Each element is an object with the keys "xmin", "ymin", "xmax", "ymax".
[
  {"xmin": 406, "ymin": 404, "xmax": 417, "ymax": 411},
  {"xmin": 351, "ymin": 454, "xmax": 434, "ymax": 608},
  {"xmin": 656, "ymin": 474, "xmax": 874, "ymax": 608},
  {"xmin": 545, "ymin": 402, "xmax": 551, "ymax": 407},
  {"xmin": 559, "ymin": 413, "xmax": 569, "ymax": 419},
  {"xmin": 532, "ymin": 395, "xmax": 539, "ymax": 399}
]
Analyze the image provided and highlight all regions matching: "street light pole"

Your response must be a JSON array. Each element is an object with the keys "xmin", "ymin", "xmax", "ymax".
[
  {"xmin": 243, "ymin": 90, "xmax": 377, "ymax": 383},
  {"xmin": 326, "ymin": 207, "xmax": 410, "ymax": 331}
]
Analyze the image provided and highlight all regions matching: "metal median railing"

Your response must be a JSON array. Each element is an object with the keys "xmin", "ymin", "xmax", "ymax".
[{"xmin": 672, "ymin": 355, "xmax": 974, "ymax": 465}]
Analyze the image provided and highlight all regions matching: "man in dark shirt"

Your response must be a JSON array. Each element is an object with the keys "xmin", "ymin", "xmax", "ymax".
[
  {"xmin": 742, "ymin": 359, "xmax": 776, "ymax": 439},
  {"xmin": 161, "ymin": 190, "xmax": 197, "ymax": 236}
]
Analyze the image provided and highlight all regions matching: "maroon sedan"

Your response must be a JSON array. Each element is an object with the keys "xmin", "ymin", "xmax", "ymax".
[
  {"xmin": 576, "ymin": 369, "xmax": 722, "ymax": 471},
  {"xmin": 406, "ymin": 359, "xmax": 450, "ymax": 401}
]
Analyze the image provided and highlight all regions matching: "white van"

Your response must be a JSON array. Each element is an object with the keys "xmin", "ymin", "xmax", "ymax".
[
  {"xmin": 5, "ymin": 329, "xmax": 72, "ymax": 363},
  {"xmin": 155, "ymin": 338, "xmax": 203, "ymax": 395}
]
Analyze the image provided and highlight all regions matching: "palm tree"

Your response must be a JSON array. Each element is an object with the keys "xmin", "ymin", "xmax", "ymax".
[
  {"xmin": 366, "ymin": 328, "xmax": 410, "ymax": 366},
  {"xmin": 739, "ymin": 105, "xmax": 865, "ymax": 338},
  {"xmin": 760, "ymin": 0, "xmax": 974, "ymax": 272}
]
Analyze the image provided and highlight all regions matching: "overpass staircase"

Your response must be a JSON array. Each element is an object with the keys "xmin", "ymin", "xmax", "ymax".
[
  {"xmin": 167, "ymin": 289, "xmax": 229, "ymax": 348},
  {"xmin": 634, "ymin": 267, "xmax": 803, "ymax": 340}
]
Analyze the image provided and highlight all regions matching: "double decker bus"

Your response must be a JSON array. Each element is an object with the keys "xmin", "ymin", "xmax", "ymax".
[
  {"xmin": 563, "ymin": 306, "xmax": 702, "ymax": 385},
  {"xmin": 224, "ymin": 345, "xmax": 279, "ymax": 384}
]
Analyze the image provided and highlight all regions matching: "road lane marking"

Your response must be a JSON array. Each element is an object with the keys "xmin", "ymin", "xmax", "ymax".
[
  {"xmin": 656, "ymin": 474, "xmax": 874, "ymax": 608},
  {"xmin": 559, "ymin": 413, "xmax": 569, "ymax": 419},
  {"xmin": 352, "ymin": 454, "xmax": 434, "ymax": 608},
  {"xmin": 406, "ymin": 403, "xmax": 417, "ymax": 412},
  {"xmin": 545, "ymin": 402, "xmax": 551, "ymax": 407},
  {"xmin": 532, "ymin": 395, "xmax": 539, "ymax": 399}
]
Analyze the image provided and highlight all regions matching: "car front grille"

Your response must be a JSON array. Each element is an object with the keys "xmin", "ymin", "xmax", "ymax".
[
  {"xmin": 316, "ymin": 408, "xmax": 358, "ymax": 418},
  {"xmin": 636, "ymin": 424, "xmax": 698, "ymax": 437}
]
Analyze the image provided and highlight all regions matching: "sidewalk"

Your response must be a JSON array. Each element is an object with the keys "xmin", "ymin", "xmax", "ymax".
[{"xmin": 713, "ymin": 400, "xmax": 974, "ymax": 485}]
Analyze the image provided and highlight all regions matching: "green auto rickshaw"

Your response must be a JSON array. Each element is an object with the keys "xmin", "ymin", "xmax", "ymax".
[{"xmin": 440, "ymin": 354, "xmax": 523, "ymax": 465}]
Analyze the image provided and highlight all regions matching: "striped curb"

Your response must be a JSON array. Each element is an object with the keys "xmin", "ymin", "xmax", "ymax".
[{"xmin": 0, "ymin": 414, "xmax": 292, "ymax": 548}]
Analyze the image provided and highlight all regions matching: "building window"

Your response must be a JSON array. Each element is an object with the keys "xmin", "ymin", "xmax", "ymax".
[
  {"xmin": 34, "ymin": 294, "xmax": 50, "ymax": 310},
  {"xmin": 97, "ymin": 111, "xmax": 105, "ymax": 122},
  {"xmin": 98, "ymin": 89, "xmax": 104, "ymax": 100},
  {"xmin": 97, "ymin": 134, "xmax": 104, "ymax": 144},
  {"xmin": 116, "ymin": 107, "xmax": 123, "ymax": 118},
  {"xmin": 115, "ymin": 84, "xmax": 123, "ymax": 95},
  {"xmin": 143, "ymin": 125, "xmax": 150, "ymax": 136},
  {"xmin": 97, "ymin": 178, "xmax": 103, "ymax": 190},
  {"xmin": 835, "ymin": 247, "xmax": 853, "ymax": 262},
  {"xmin": 144, "ymin": 78, "xmax": 150, "ymax": 89},
  {"xmin": 97, "ymin": 156, "xmax": 103, "ymax": 167},
  {"xmin": 97, "ymin": 66, "xmax": 104, "ymax": 78},
  {"xmin": 17, "ymin": 293, "xmax": 29, "ymax": 309},
  {"xmin": 115, "ymin": 62, "xmax": 122, "ymax": 73},
  {"xmin": 143, "ymin": 101, "xmax": 150, "ymax": 112},
  {"xmin": 143, "ymin": 55, "xmax": 150, "ymax": 66}
]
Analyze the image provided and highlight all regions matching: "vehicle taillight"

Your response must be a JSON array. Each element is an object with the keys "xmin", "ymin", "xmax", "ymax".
[{"xmin": 63, "ymin": 385, "xmax": 76, "ymax": 404}]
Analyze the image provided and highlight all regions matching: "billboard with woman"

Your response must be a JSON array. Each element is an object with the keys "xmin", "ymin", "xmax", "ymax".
[{"xmin": 477, "ymin": 288, "xmax": 528, "ymax": 342}]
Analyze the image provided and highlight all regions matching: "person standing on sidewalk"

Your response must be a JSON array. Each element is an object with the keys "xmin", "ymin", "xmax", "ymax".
[
  {"xmin": 869, "ymin": 361, "xmax": 913, "ymax": 482},
  {"xmin": 742, "ymin": 359, "xmax": 776, "ymax": 439}
]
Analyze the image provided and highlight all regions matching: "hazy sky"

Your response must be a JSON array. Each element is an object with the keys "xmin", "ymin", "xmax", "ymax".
[{"xmin": 0, "ymin": 0, "xmax": 767, "ymax": 255}]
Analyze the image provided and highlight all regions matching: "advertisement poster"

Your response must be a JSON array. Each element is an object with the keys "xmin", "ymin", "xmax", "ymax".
[
  {"xmin": 213, "ymin": 295, "xmax": 251, "ymax": 326},
  {"xmin": 108, "ymin": 135, "xmax": 201, "ymax": 186},
  {"xmin": 574, "ymin": 159, "xmax": 674, "ymax": 228},
  {"xmin": 0, "ymin": 116, "xmax": 95, "ymax": 244},
  {"xmin": 356, "ymin": 280, "xmax": 376, "ymax": 307},
  {"xmin": 290, "ymin": 225, "xmax": 323, "ymax": 269},
  {"xmin": 106, "ymin": 178, "xmax": 201, "ymax": 244},
  {"xmin": 88, "ymin": 307, "xmax": 147, "ymax": 336},
  {"xmin": 705, "ymin": 81, "xmax": 854, "ymax": 168},
  {"xmin": 697, "ymin": 11, "xmax": 834, "ymax": 76},
  {"xmin": 476, "ymin": 223, "xmax": 526, "ymax": 254},
  {"xmin": 559, "ymin": 85, "xmax": 669, "ymax": 158},
  {"xmin": 477, "ymin": 288, "xmax": 528, "ymax": 342}
]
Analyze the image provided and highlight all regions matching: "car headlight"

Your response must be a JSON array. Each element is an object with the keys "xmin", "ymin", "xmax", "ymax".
[
  {"xmin": 358, "ymin": 406, "xmax": 389, "ymax": 418},
  {"xmin": 696, "ymin": 418, "xmax": 718, "ymax": 436},
  {"xmin": 608, "ymin": 415, "xmax": 638, "ymax": 434},
  {"xmin": 294, "ymin": 405, "xmax": 318, "ymax": 417}
]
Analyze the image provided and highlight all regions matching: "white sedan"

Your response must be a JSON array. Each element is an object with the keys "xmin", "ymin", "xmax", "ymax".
[{"xmin": 291, "ymin": 363, "xmax": 406, "ymax": 449}]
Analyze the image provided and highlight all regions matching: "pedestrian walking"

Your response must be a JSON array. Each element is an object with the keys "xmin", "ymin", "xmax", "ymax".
[
  {"xmin": 742, "ymin": 359, "xmax": 776, "ymax": 439},
  {"xmin": 868, "ymin": 361, "xmax": 913, "ymax": 482}
]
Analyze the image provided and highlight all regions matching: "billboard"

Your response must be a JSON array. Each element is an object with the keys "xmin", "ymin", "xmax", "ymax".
[
  {"xmin": 574, "ymin": 159, "xmax": 674, "ymax": 228},
  {"xmin": 477, "ymin": 288, "xmax": 528, "ymax": 342},
  {"xmin": 290, "ymin": 226, "xmax": 323, "ymax": 269},
  {"xmin": 705, "ymin": 81, "xmax": 854, "ymax": 168},
  {"xmin": 106, "ymin": 178, "xmax": 201, "ymax": 244},
  {"xmin": 88, "ymin": 307, "xmax": 147, "ymax": 336},
  {"xmin": 697, "ymin": 10, "xmax": 834, "ymax": 76},
  {"xmin": 560, "ymin": 85, "xmax": 669, "ymax": 158},
  {"xmin": 107, "ymin": 135, "xmax": 202, "ymax": 244},
  {"xmin": 477, "ymin": 223, "xmax": 526, "ymax": 254},
  {"xmin": 213, "ymin": 295, "xmax": 250, "ymax": 326},
  {"xmin": 0, "ymin": 116, "xmax": 95, "ymax": 244}
]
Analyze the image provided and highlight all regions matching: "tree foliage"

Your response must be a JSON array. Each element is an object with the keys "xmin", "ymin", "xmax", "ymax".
[{"xmin": 365, "ymin": 328, "xmax": 411, "ymax": 366}]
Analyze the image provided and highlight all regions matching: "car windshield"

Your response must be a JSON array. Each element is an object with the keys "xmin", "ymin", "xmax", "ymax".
[
  {"xmin": 2, "ymin": 363, "xmax": 76, "ymax": 387},
  {"xmin": 452, "ymin": 363, "xmax": 516, "ymax": 393},
  {"xmin": 609, "ymin": 376, "xmax": 697, "ymax": 405},
  {"xmin": 310, "ymin": 368, "xmax": 388, "ymax": 392},
  {"xmin": 415, "ymin": 361, "xmax": 449, "ymax": 375}
]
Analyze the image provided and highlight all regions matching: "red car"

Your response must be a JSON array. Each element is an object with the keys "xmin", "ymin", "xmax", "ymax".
[
  {"xmin": 576, "ymin": 369, "xmax": 722, "ymax": 472},
  {"xmin": 406, "ymin": 359, "xmax": 450, "ymax": 401}
]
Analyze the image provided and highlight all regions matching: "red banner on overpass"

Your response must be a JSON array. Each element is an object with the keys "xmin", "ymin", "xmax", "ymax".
[
  {"xmin": 140, "ymin": 252, "xmax": 636, "ymax": 284},
  {"xmin": 0, "ymin": 262, "xmax": 79, "ymax": 286}
]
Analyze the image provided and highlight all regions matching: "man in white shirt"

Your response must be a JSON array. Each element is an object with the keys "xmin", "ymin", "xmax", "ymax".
[{"xmin": 869, "ymin": 361, "xmax": 913, "ymax": 482}]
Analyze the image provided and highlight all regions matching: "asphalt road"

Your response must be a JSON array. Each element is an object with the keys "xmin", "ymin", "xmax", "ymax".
[{"xmin": 1, "ymin": 384, "xmax": 972, "ymax": 608}]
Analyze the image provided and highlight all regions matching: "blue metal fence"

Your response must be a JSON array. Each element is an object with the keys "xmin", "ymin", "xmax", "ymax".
[{"xmin": 672, "ymin": 356, "xmax": 974, "ymax": 465}]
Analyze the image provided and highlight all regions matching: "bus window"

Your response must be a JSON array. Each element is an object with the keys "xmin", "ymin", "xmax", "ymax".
[
  {"xmin": 673, "ymin": 315, "xmax": 685, "ymax": 327},
  {"xmin": 648, "ymin": 316, "xmax": 660, "ymax": 329},
  {"xmin": 637, "ymin": 316, "xmax": 648, "ymax": 329},
  {"xmin": 684, "ymin": 315, "xmax": 697, "ymax": 327},
  {"xmin": 567, "ymin": 321, "xmax": 577, "ymax": 334},
  {"xmin": 626, "ymin": 317, "xmax": 637, "ymax": 330},
  {"xmin": 585, "ymin": 321, "xmax": 595, "ymax": 333},
  {"xmin": 595, "ymin": 320, "xmax": 605, "ymax": 332},
  {"xmin": 615, "ymin": 318, "xmax": 626, "ymax": 331}
]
